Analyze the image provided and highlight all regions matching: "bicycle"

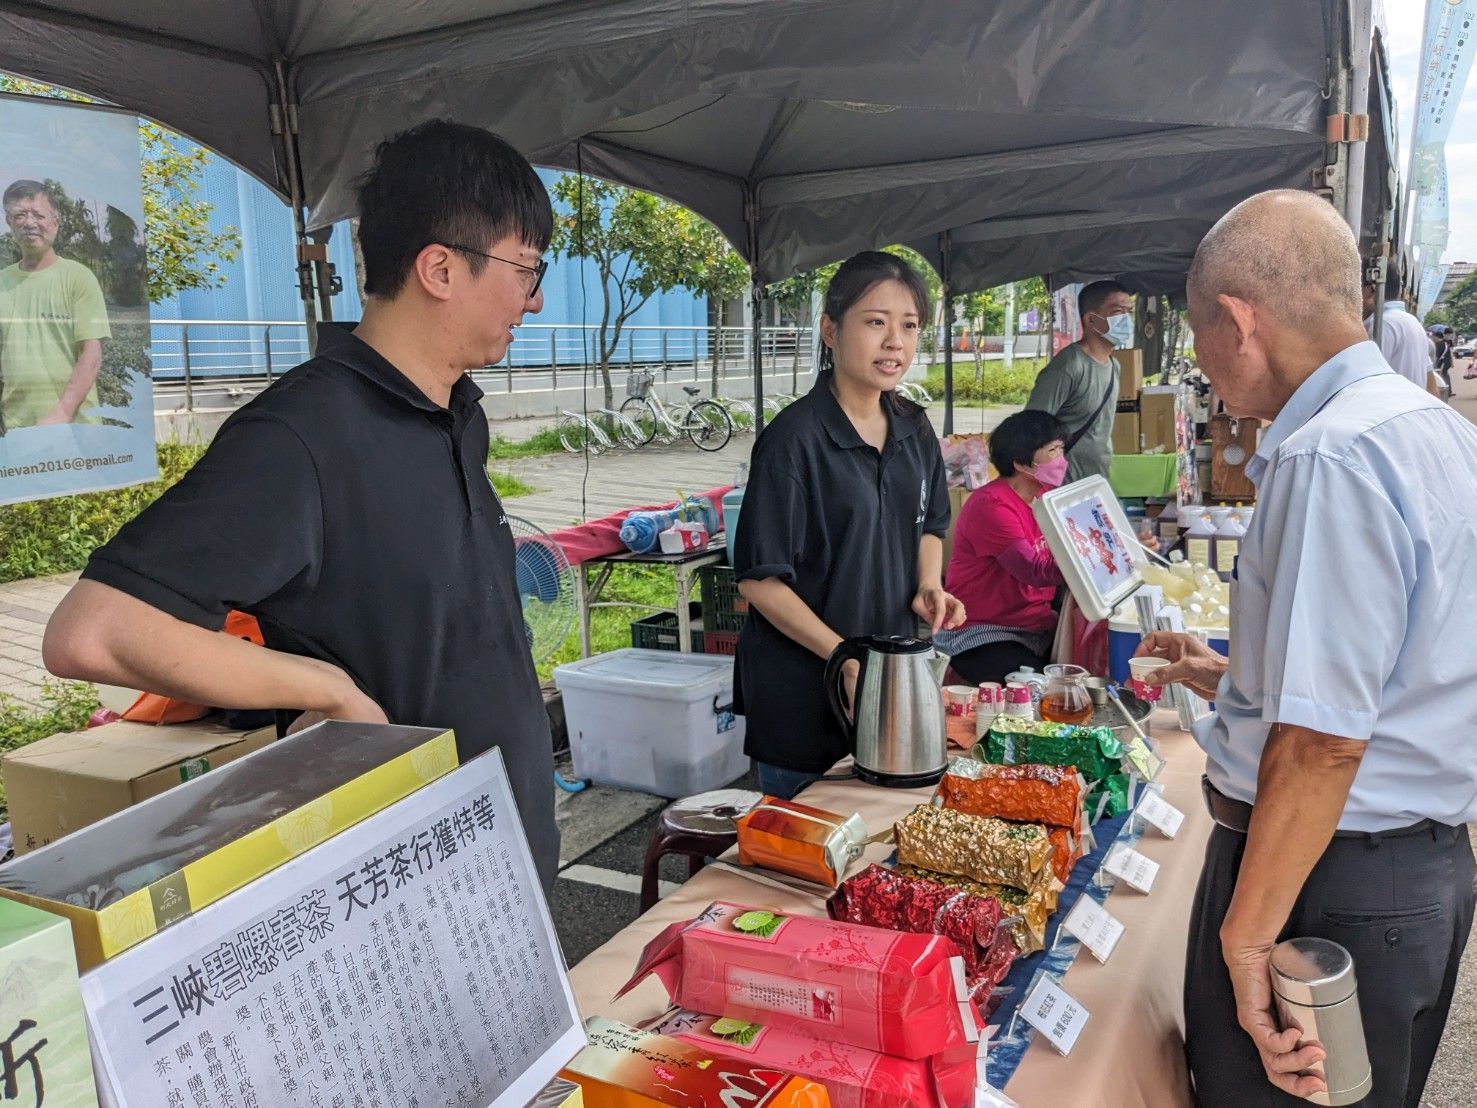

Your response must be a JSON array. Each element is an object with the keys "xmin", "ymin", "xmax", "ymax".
[{"xmin": 619, "ymin": 374, "xmax": 734, "ymax": 451}]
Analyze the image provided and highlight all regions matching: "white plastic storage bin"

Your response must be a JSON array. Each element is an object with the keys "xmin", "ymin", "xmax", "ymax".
[{"xmin": 553, "ymin": 648, "xmax": 749, "ymax": 796}]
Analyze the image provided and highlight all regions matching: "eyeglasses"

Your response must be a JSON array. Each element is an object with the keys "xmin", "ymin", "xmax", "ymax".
[{"xmin": 443, "ymin": 243, "xmax": 547, "ymax": 298}]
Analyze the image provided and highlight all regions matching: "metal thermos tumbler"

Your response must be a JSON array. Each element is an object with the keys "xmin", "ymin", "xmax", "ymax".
[{"xmin": 1269, "ymin": 937, "xmax": 1373, "ymax": 1106}]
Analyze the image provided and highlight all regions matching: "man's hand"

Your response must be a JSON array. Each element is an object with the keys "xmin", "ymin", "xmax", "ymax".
[
  {"xmin": 1221, "ymin": 931, "xmax": 1329, "ymax": 1098},
  {"xmin": 913, "ymin": 586, "xmax": 966, "ymax": 633},
  {"xmin": 36, "ymin": 402, "xmax": 71, "ymax": 426},
  {"xmin": 1134, "ymin": 631, "xmax": 1226, "ymax": 700},
  {"xmin": 287, "ymin": 658, "xmax": 389, "ymax": 735}
]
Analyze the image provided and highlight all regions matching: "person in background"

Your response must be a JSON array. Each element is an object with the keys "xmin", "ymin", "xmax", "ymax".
[
  {"xmin": 1362, "ymin": 270, "xmax": 1440, "ymax": 396},
  {"xmin": 0, "ymin": 180, "xmax": 111, "ymax": 429},
  {"xmin": 41, "ymin": 121, "xmax": 564, "ymax": 888},
  {"xmin": 936, "ymin": 411, "xmax": 1067, "ymax": 684},
  {"xmin": 1025, "ymin": 279, "xmax": 1134, "ymax": 482},
  {"xmin": 733, "ymin": 251, "xmax": 965, "ymax": 800},
  {"xmin": 1430, "ymin": 325, "xmax": 1455, "ymax": 395},
  {"xmin": 1138, "ymin": 189, "xmax": 1477, "ymax": 1107}
]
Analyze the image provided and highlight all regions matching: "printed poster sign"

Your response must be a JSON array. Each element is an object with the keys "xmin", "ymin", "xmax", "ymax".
[
  {"xmin": 81, "ymin": 753, "xmax": 584, "ymax": 1108},
  {"xmin": 0, "ymin": 94, "xmax": 157, "ymax": 504}
]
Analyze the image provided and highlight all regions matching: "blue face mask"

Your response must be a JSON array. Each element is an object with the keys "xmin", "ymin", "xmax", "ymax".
[{"xmin": 1098, "ymin": 312, "xmax": 1134, "ymax": 349}]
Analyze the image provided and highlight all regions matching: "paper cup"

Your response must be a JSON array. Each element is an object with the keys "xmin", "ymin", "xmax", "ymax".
[
  {"xmin": 1128, "ymin": 656, "xmax": 1171, "ymax": 702},
  {"xmin": 944, "ymin": 685, "xmax": 977, "ymax": 716}
]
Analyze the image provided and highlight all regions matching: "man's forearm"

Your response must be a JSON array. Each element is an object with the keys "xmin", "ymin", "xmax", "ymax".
[
  {"xmin": 45, "ymin": 580, "xmax": 350, "ymax": 714},
  {"xmin": 1221, "ymin": 724, "xmax": 1365, "ymax": 947},
  {"xmin": 57, "ymin": 339, "xmax": 102, "ymax": 417},
  {"xmin": 917, "ymin": 533, "xmax": 944, "ymax": 590}
]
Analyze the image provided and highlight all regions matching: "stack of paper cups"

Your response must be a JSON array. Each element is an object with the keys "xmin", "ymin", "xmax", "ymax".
[{"xmin": 975, "ymin": 682, "xmax": 1004, "ymax": 739}]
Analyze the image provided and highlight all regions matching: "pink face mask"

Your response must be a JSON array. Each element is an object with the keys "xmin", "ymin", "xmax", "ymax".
[{"xmin": 1030, "ymin": 456, "xmax": 1069, "ymax": 489}]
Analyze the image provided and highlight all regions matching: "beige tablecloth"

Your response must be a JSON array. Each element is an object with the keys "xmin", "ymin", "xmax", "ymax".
[{"xmin": 567, "ymin": 714, "xmax": 1210, "ymax": 1108}]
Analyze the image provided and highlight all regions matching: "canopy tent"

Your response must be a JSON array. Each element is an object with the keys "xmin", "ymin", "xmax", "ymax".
[{"xmin": 0, "ymin": 0, "xmax": 1387, "ymax": 425}]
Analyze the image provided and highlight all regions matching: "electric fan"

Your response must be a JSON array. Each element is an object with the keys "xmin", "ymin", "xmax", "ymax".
[{"xmin": 508, "ymin": 515, "xmax": 575, "ymax": 664}]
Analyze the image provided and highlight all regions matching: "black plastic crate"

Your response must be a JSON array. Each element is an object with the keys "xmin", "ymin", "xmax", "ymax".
[
  {"xmin": 698, "ymin": 565, "xmax": 749, "ymax": 632},
  {"xmin": 630, "ymin": 603, "xmax": 705, "ymax": 652}
]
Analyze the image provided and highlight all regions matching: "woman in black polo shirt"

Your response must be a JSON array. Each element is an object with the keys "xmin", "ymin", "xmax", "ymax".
[{"xmin": 732, "ymin": 252, "xmax": 965, "ymax": 799}]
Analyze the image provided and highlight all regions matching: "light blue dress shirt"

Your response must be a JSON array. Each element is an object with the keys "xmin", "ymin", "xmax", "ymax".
[{"xmin": 1195, "ymin": 340, "xmax": 1477, "ymax": 831}]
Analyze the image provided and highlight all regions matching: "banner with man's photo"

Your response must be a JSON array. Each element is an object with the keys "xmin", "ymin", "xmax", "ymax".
[{"xmin": 0, "ymin": 94, "xmax": 157, "ymax": 504}]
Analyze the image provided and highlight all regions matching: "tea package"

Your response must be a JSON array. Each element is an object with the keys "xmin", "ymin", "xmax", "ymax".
[
  {"xmin": 617, "ymin": 901, "xmax": 982, "ymax": 1060},
  {"xmin": 653, "ymin": 1008, "xmax": 981, "ymax": 1108},
  {"xmin": 735, "ymin": 797, "xmax": 867, "ymax": 887},
  {"xmin": 562, "ymin": 1017, "xmax": 831, "ymax": 1108},
  {"xmin": 938, "ymin": 760, "xmax": 1086, "ymax": 832},
  {"xmin": 974, "ymin": 718, "xmax": 1131, "ymax": 818},
  {"xmin": 828, "ymin": 864, "xmax": 1018, "ymax": 996},
  {"xmin": 893, "ymin": 865, "xmax": 1057, "ymax": 955},
  {"xmin": 894, "ymin": 805, "xmax": 1053, "ymax": 893}
]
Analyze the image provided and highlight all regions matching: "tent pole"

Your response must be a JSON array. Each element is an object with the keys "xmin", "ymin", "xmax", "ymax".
[
  {"xmin": 747, "ymin": 184, "xmax": 765, "ymax": 433},
  {"xmin": 1341, "ymin": 0, "xmax": 1373, "ymax": 241},
  {"xmin": 273, "ymin": 59, "xmax": 321, "ymax": 351},
  {"xmin": 941, "ymin": 232, "xmax": 954, "ymax": 436}
]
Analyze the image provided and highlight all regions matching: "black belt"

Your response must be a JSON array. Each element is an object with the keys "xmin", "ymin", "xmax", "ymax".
[{"xmin": 1200, "ymin": 776, "xmax": 1445, "ymax": 842}]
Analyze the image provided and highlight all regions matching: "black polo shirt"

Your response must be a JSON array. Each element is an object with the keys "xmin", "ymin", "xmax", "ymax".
[
  {"xmin": 83, "ymin": 324, "xmax": 558, "ymax": 887},
  {"xmin": 731, "ymin": 372, "xmax": 950, "ymax": 772}
]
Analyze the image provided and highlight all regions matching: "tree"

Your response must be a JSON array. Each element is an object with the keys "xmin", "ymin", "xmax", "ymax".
[
  {"xmin": 0, "ymin": 76, "xmax": 241, "ymax": 302},
  {"xmin": 549, "ymin": 176, "xmax": 717, "ymax": 410},
  {"xmin": 1441, "ymin": 272, "xmax": 1477, "ymax": 338},
  {"xmin": 686, "ymin": 221, "xmax": 750, "ymax": 393}
]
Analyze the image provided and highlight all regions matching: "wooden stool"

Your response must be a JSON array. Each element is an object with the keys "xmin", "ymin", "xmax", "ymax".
[{"xmin": 639, "ymin": 789, "xmax": 763, "ymax": 912}]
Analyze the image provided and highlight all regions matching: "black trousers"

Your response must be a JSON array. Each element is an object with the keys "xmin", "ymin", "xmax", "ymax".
[
  {"xmin": 1186, "ymin": 820, "xmax": 1475, "ymax": 1107},
  {"xmin": 947, "ymin": 640, "xmax": 1049, "ymax": 686}
]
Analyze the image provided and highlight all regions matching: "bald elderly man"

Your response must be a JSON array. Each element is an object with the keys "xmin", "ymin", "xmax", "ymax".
[{"xmin": 1138, "ymin": 191, "xmax": 1477, "ymax": 1106}]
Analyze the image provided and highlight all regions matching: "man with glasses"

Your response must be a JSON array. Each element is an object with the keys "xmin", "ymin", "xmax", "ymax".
[
  {"xmin": 42, "ymin": 121, "xmax": 563, "ymax": 887},
  {"xmin": 1025, "ymin": 280, "xmax": 1134, "ymax": 483},
  {"xmin": 0, "ymin": 180, "xmax": 111, "ymax": 430}
]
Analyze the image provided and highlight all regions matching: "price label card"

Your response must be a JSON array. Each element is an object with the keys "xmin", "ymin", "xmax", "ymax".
[
  {"xmin": 1061, "ymin": 896, "xmax": 1125, "ymax": 963},
  {"xmin": 1135, "ymin": 791, "xmax": 1185, "ymax": 839},
  {"xmin": 1019, "ymin": 974, "xmax": 1090, "ymax": 1055},
  {"xmin": 1104, "ymin": 844, "xmax": 1159, "ymax": 893}
]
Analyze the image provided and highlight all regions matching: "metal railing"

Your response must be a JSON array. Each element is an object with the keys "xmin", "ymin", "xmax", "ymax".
[{"xmin": 149, "ymin": 318, "xmax": 1043, "ymax": 409}]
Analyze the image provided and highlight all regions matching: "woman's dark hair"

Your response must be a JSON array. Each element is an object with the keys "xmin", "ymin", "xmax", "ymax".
[
  {"xmin": 355, "ymin": 119, "xmax": 553, "ymax": 296},
  {"xmin": 989, "ymin": 410, "xmax": 1069, "ymax": 478},
  {"xmin": 818, "ymin": 251, "xmax": 931, "ymax": 373}
]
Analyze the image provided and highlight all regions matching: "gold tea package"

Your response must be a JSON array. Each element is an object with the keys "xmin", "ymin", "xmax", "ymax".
[
  {"xmin": 895, "ymin": 804, "xmax": 1053, "ymax": 893},
  {"xmin": 735, "ymin": 796, "xmax": 867, "ymax": 887}
]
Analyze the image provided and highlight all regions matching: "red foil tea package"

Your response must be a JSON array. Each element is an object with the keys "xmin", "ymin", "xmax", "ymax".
[
  {"xmin": 938, "ymin": 759, "xmax": 1086, "ymax": 831},
  {"xmin": 652, "ymin": 1008, "xmax": 983, "ymax": 1108},
  {"xmin": 827, "ymin": 864, "xmax": 1018, "ymax": 996},
  {"xmin": 616, "ymin": 901, "xmax": 983, "ymax": 1060}
]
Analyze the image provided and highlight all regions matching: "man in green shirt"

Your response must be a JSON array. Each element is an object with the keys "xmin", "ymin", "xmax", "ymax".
[
  {"xmin": 0, "ymin": 180, "xmax": 111, "ymax": 431},
  {"xmin": 1025, "ymin": 280, "xmax": 1133, "ymax": 483}
]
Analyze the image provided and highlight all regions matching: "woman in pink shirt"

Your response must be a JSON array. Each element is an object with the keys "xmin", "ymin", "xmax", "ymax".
[{"xmin": 939, "ymin": 410, "xmax": 1069, "ymax": 684}]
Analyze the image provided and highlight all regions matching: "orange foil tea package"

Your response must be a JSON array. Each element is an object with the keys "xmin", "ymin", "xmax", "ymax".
[
  {"xmin": 562, "ymin": 1017, "xmax": 831, "ymax": 1108},
  {"xmin": 735, "ymin": 797, "xmax": 867, "ymax": 887},
  {"xmin": 617, "ymin": 901, "xmax": 983, "ymax": 1060},
  {"xmin": 653, "ymin": 1009, "xmax": 982, "ymax": 1108},
  {"xmin": 938, "ymin": 759, "xmax": 1087, "ymax": 832}
]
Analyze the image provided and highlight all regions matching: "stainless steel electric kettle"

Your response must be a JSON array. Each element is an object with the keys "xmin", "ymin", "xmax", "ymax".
[{"xmin": 823, "ymin": 635, "xmax": 949, "ymax": 787}]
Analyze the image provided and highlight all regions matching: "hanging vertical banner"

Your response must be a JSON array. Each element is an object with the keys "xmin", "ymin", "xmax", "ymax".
[
  {"xmin": 0, "ymin": 94, "xmax": 157, "ymax": 505},
  {"xmin": 1409, "ymin": 1, "xmax": 1477, "ymax": 311},
  {"xmin": 1051, "ymin": 283, "xmax": 1082, "ymax": 354}
]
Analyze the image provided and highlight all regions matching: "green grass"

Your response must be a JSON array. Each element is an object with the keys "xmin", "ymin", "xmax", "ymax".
[
  {"xmin": 488, "ymin": 428, "xmax": 564, "ymax": 459},
  {"xmin": 0, "ymin": 680, "xmax": 102, "ymax": 814},
  {"xmin": 490, "ymin": 470, "xmax": 536, "ymax": 498},
  {"xmin": 923, "ymin": 356, "xmax": 1048, "ymax": 406}
]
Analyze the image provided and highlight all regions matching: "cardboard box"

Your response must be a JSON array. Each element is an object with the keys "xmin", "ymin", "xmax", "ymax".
[
  {"xmin": 1139, "ymin": 386, "xmax": 1180, "ymax": 453},
  {"xmin": 1112, "ymin": 410, "xmax": 1142, "ymax": 455},
  {"xmin": 1115, "ymin": 348, "xmax": 1145, "ymax": 399},
  {"xmin": 3, "ymin": 718, "xmax": 275, "ymax": 855},
  {"xmin": 0, "ymin": 898, "xmax": 100, "ymax": 1107},
  {"xmin": 0, "ymin": 721, "xmax": 458, "ymax": 969}
]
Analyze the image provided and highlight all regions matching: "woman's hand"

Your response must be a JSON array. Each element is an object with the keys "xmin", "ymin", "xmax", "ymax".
[
  {"xmin": 1134, "ymin": 631, "xmax": 1227, "ymax": 701},
  {"xmin": 913, "ymin": 585, "xmax": 966, "ymax": 633}
]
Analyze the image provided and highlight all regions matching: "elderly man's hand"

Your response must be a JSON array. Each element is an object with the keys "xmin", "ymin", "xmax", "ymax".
[
  {"xmin": 1134, "ymin": 631, "xmax": 1226, "ymax": 700},
  {"xmin": 1221, "ymin": 931, "xmax": 1329, "ymax": 1099}
]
